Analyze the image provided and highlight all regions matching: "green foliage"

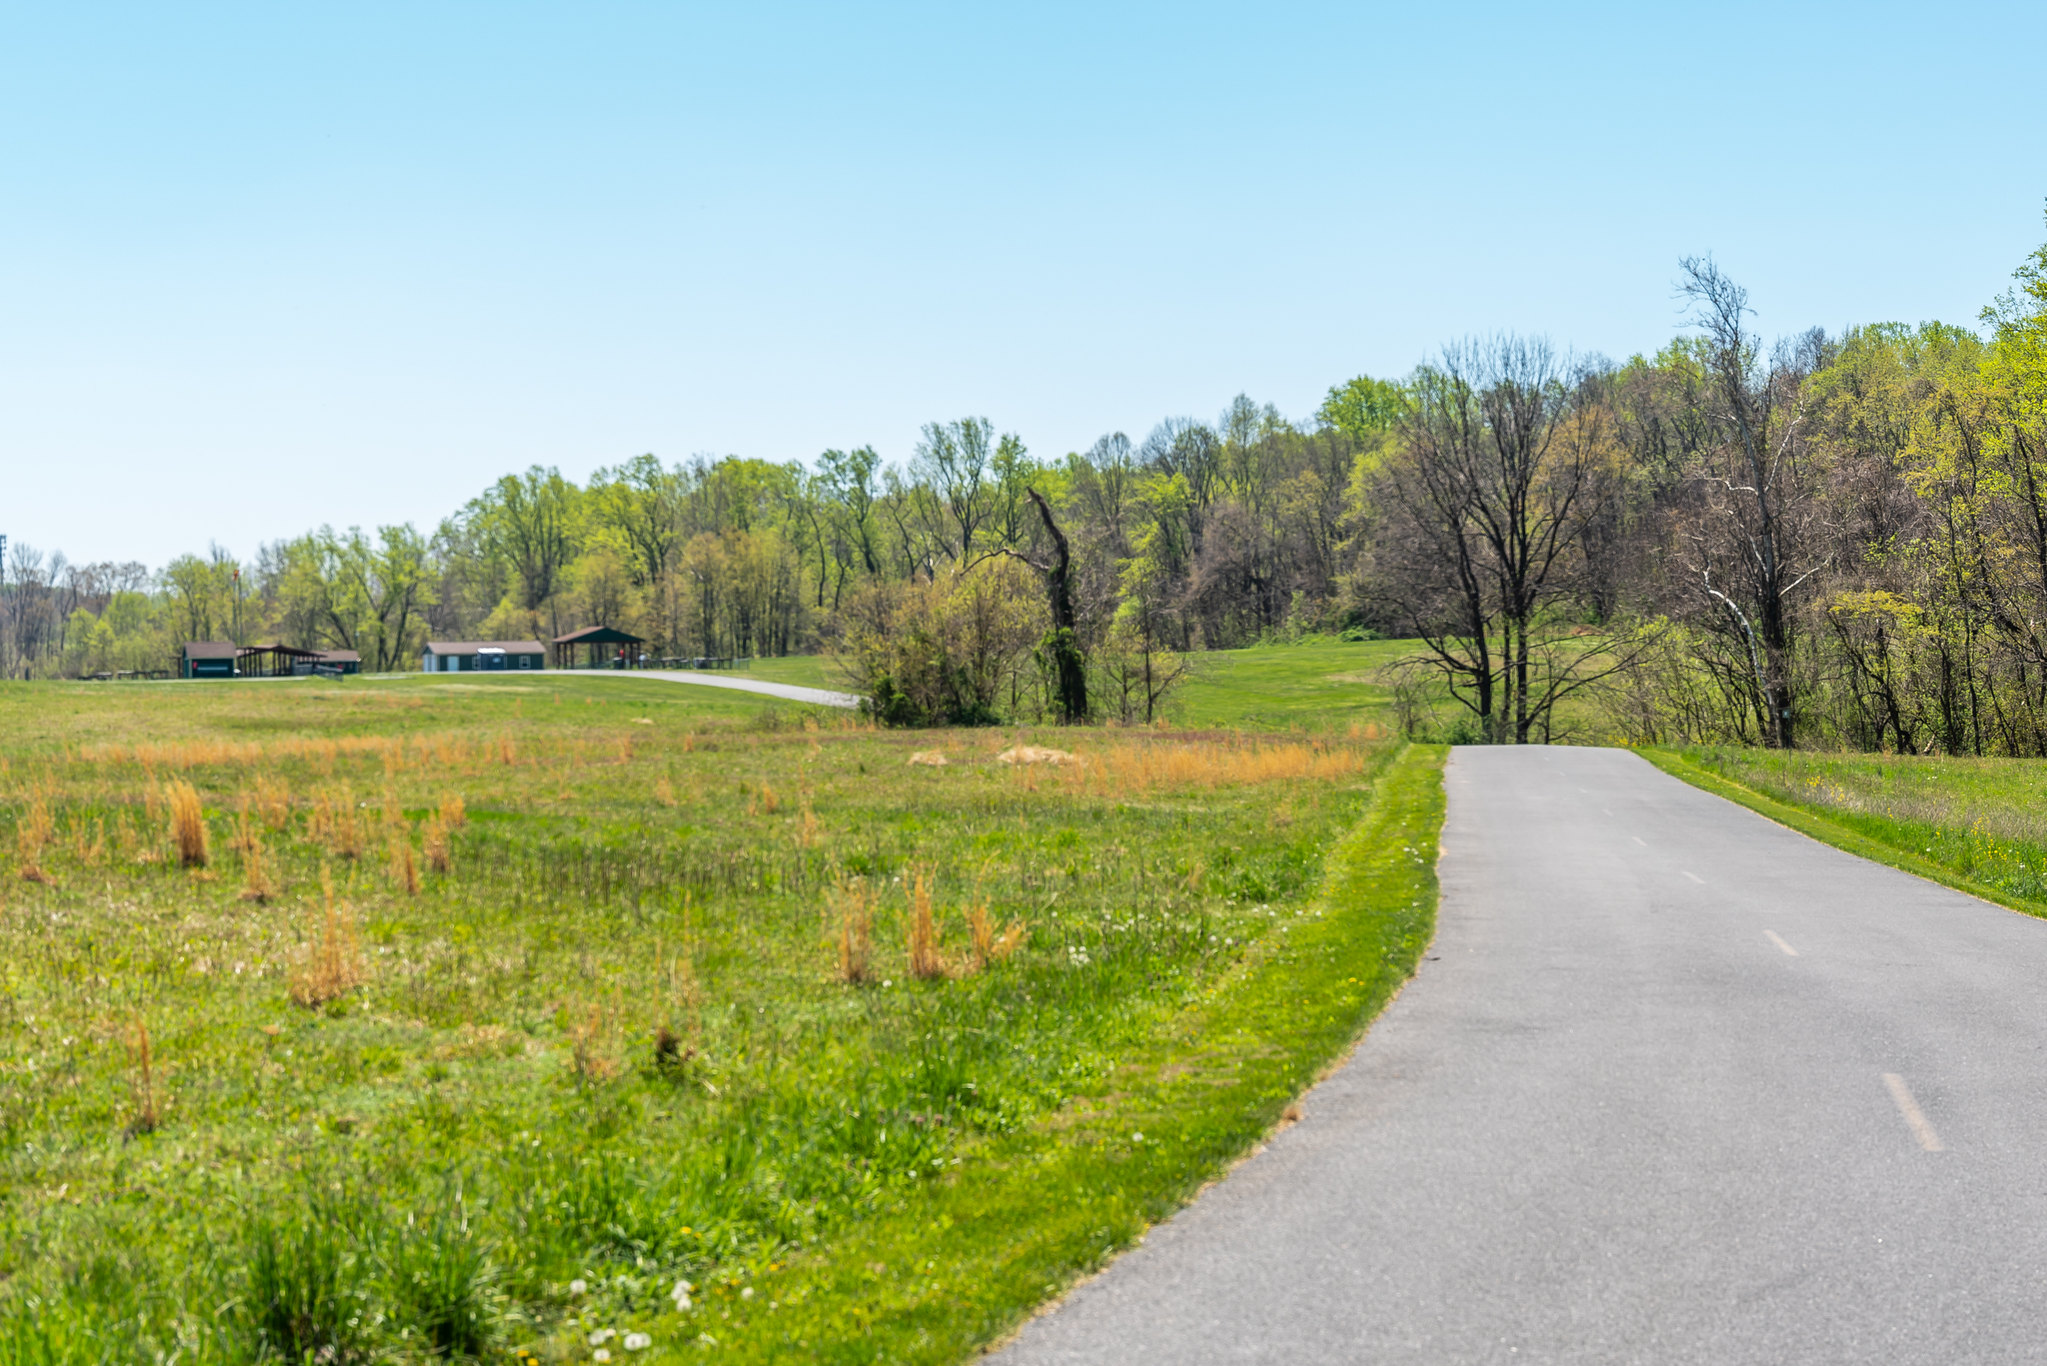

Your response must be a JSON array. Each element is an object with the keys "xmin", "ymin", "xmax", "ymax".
[{"xmin": 1317, "ymin": 373, "xmax": 1404, "ymax": 442}]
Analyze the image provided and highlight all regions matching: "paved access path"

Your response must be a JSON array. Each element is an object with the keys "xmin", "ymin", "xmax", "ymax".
[
  {"xmin": 578, "ymin": 669, "xmax": 858, "ymax": 708},
  {"xmin": 997, "ymin": 745, "xmax": 2047, "ymax": 1364}
]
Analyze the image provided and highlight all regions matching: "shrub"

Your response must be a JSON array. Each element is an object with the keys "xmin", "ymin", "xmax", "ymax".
[{"xmin": 833, "ymin": 559, "xmax": 1049, "ymax": 726}]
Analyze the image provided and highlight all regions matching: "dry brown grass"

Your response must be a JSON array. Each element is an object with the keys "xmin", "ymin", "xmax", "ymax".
[
  {"xmin": 388, "ymin": 832, "xmax": 420, "ymax": 895},
  {"xmin": 569, "ymin": 1003, "xmax": 619, "ymax": 1083},
  {"xmin": 1067, "ymin": 739, "xmax": 1370, "ymax": 797},
  {"xmin": 752, "ymin": 782, "xmax": 781, "ymax": 816},
  {"xmin": 67, "ymin": 812, "xmax": 105, "ymax": 867},
  {"xmin": 239, "ymin": 823, "xmax": 276, "ymax": 903},
  {"xmin": 423, "ymin": 813, "xmax": 451, "ymax": 874},
  {"xmin": 255, "ymin": 772, "xmax": 292, "ymax": 830},
  {"xmin": 439, "ymin": 793, "xmax": 467, "ymax": 829},
  {"xmin": 654, "ymin": 777, "xmax": 677, "ymax": 807},
  {"xmin": 997, "ymin": 745, "xmax": 1076, "ymax": 767},
  {"xmin": 381, "ymin": 786, "xmax": 403, "ymax": 829},
  {"xmin": 290, "ymin": 869, "xmax": 366, "ymax": 1007},
  {"xmin": 906, "ymin": 869, "xmax": 948, "ymax": 980},
  {"xmin": 968, "ymin": 901, "xmax": 1027, "ymax": 972},
  {"xmin": 310, "ymin": 788, "xmax": 366, "ymax": 861},
  {"xmin": 167, "ymin": 780, "xmax": 208, "ymax": 868},
  {"xmin": 16, "ymin": 792, "xmax": 54, "ymax": 883},
  {"xmin": 831, "ymin": 877, "xmax": 875, "ymax": 984},
  {"xmin": 228, "ymin": 793, "xmax": 257, "ymax": 856},
  {"xmin": 126, "ymin": 1018, "xmax": 161, "ymax": 1137}
]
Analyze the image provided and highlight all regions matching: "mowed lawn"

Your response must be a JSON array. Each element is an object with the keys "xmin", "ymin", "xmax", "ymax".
[
  {"xmin": 734, "ymin": 637, "xmax": 1417, "ymax": 733},
  {"xmin": 0, "ymin": 666, "xmax": 1439, "ymax": 1364}
]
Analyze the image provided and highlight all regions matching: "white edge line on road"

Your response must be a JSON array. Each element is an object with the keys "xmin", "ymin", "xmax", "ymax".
[
  {"xmin": 1631, "ymin": 836, "xmax": 1647, "ymax": 847},
  {"xmin": 1681, "ymin": 870, "xmax": 1705, "ymax": 883},
  {"xmin": 1882, "ymin": 1073, "xmax": 1945, "ymax": 1152},
  {"xmin": 1764, "ymin": 930, "xmax": 1798, "ymax": 957}
]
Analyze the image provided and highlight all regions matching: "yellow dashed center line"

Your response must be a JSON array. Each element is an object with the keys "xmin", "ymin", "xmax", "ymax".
[{"xmin": 1883, "ymin": 1073, "xmax": 1945, "ymax": 1152}]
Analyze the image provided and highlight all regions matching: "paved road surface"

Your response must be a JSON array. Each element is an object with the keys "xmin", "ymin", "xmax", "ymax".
[
  {"xmin": 996, "ymin": 745, "xmax": 2047, "ymax": 1364},
  {"xmin": 579, "ymin": 669, "xmax": 858, "ymax": 708}
]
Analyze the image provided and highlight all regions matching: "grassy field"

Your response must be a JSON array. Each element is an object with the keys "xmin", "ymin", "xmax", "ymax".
[
  {"xmin": 1648, "ymin": 746, "xmax": 2047, "ymax": 918},
  {"xmin": 0, "ymin": 663, "xmax": 1441, "ymax": 1364},
  {"xmin": 733, "ymin": 637, "xmax": 1423, "ymax": 733}
]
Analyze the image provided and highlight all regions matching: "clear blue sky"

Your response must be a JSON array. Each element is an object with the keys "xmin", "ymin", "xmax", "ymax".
[{"xmin": 5, "ymin": 1, "xmax": 2044, "ymax": 568}]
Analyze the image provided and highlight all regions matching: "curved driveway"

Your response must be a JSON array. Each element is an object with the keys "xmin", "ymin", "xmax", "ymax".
[
  {"xmin": 580, "ymin": 669, "xmax": 858, "ymax": 708},
  {"xmin": 997, "ymin": 745, "xmax": 2047, "ymax": 1364}
]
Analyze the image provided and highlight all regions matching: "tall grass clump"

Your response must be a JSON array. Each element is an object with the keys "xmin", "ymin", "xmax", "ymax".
[
  {"xmin": 16, "ymin": 791, "xmax": 54, "ymax": 883},
  {"xmin": 244, "ymin": 1211, "xmax": 370, "ymax": 1365},
  {"xmin": 290, "ymin": 870, "xmax": 365, "ymax": 1008},
  {"xmin": 167, "ymin": 780, "xmax": 208, "ymax": 868},
  {"xmin": 388, "ymin": 831, "xmax": 420, "ymax": 895},
  {"xmin": 255, "ymin": 771, "xmax": 292, "ymax": 829},
  {"xmin": 832, "ymin": 877, "xmax": 874, "ymax": 984},
  {"xmin": 423, "ymin": 813, "xmax": 452, "ymax": 874},
  {"xmin": 240, "ymin": 822, "xmax": 276, "ymax": 902},
  {"xmin": 906, "ymin": 868, "xmax": 948, "ymax": 979},
  {"xmin": 968, "ymin": 900, "xmax": 1027, "ymax": 972},
  {"xmin": 385, "ymin": 1213, "xmax": 502, "ymax": 1359},
  {"xmin": 125, "ymin": 1018, "xmax": 161, "ymax": 1136}
]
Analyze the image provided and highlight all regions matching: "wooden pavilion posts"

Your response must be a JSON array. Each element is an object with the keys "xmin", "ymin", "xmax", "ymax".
[
  {"xmin": 552, "ymin": 626, "xmax": 647, "ymax": 669},
  {"xmin": 236, "ymin": 644, "xmax": 323, "ymax": 677}
]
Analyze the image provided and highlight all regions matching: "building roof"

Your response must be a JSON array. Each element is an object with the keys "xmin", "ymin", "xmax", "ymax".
[
  {"xmin": 311, "ymin": 649, "xmax": 362, "ymax": 663},
  {"xmin": 182, "ymin": 641, "xmax": 240, "ymax": 660},
  {"xmin": 240, "ymin": 643, "xmax": 322, "ymax": 659},
  {"xmin": 553, "ymin": 625, "xmax": 645, "ymax": 645},
  {"xmin": 424, "ymin": 640, "xmax": 547, "ymax": 655}
]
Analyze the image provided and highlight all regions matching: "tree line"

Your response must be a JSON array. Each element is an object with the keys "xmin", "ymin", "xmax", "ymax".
[{"xmin": 10, "ymin": 218, "xmax": 2047, "ymax": 751}]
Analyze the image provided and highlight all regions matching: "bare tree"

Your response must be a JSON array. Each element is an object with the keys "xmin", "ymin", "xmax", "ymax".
[
  {"xmin": 1367, "ymin": 337, "xmax": 1638, "ymax": 742},
  {"xmin": 1673, "ymin": 258, "xmax": 1831, "ymax": 747}
]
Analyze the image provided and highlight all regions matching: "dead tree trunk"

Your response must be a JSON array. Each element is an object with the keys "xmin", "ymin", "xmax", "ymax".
[{"xmin": 1028, "ymin": 488, "xmax": 1089, "ymax": 723}]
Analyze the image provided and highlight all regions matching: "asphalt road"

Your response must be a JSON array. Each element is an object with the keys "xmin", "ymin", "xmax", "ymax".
[
  {"xmin": 995, "ymin": 745, "xmax": 2047, "ymax": 1364},
  {"xmin": 584, "ymin": 669, "xmax": 859, "ymax": 708}
]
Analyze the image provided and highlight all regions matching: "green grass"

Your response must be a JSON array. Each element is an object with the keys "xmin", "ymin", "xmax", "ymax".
[
  {"xmin": 727, "ymin": 656, "xmax": 834, "ymax": 690},
  {"xmin": 724, "ymin": 638, "xmax": 1419, "ymax": 732},
  {"xmin": 727, "ymin": 634, "xmax": 1491, "ymax": 735},
  {"xmin": 1166, "ymin": 638, "xmax": 1415, "ymax": 732},
  {"xmin": 0, "ymin": 672, "xmax": 1443, "ymax": 1364},
  {"xmin": 724, "ymin": 639, "xmax": 1413, "ymax": 730},
  {"xmin": 1645, "ymin": 746, "xmax": 2047, "ymax": 919}
]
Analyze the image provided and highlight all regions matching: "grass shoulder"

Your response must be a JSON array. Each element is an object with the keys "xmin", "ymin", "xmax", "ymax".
[{"xmin": 742, "ymin": 742, "xmax": 1448, "ymax": 1363}]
